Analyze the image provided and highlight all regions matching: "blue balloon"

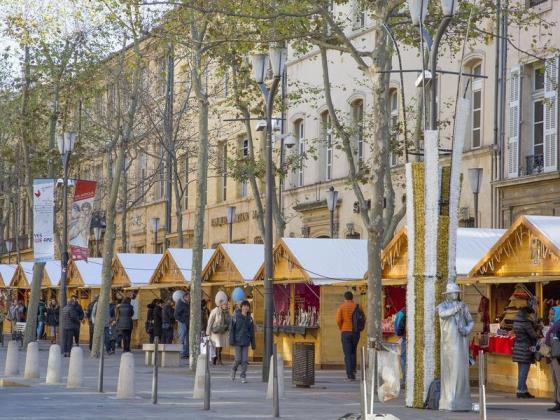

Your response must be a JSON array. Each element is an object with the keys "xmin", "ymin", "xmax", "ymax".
[{"xmin": 232, "ymin": 287, "xmax": 245, "ymax": 302}]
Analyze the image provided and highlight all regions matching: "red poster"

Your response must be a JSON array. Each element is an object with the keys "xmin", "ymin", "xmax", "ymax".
[{"xmin": 69, "ymin": 180, "xmax": 97, "ymax": 261}]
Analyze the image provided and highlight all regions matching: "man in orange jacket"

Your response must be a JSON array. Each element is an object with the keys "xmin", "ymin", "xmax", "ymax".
[{"xmin": 336, "ymin": 291, "xmax": 364, "ymax": 381}]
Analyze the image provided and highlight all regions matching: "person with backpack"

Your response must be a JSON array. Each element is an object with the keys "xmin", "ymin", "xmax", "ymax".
[
  {"xmin": 394, "ymin": 307, "xmax": 406, "ymax": 386},
  {"xmin": 336, "ymin": 291, "xmax": 365, "ymax": 381},
  {"xmin": 207, "ymin": 292, "xmax": 231, "ymax": 365}
]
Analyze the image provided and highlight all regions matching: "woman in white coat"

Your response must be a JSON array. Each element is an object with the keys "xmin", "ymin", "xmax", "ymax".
[{"xmin": 206, "ymin": 291, "xmax": 231, "ymax": 365}]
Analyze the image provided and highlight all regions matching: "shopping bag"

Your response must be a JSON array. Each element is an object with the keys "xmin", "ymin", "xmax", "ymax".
[{"xmin": 377, "ymin": 345, "xmax": 401, "ymax": 402}]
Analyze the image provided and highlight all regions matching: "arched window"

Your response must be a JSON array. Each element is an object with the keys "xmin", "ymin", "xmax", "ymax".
[
  {"xmin": 321, "ymin": 111, "xmax": 333, "ymax": 181},
  {"xmin": 351, "ymin": 99, "xmax": 364, "ymax": 164},
  {"xmin": 294, "ymin": 119, "xmax": 305, "ymax": 187},
  {"xmin": 467, "ymin": 60, "xmax": 484, "ymax": 149}
]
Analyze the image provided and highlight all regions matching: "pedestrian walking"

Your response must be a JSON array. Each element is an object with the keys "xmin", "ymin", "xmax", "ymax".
[
  {"xmin": 36, "ymin": 298, "xmax": 47, "ymax": 340},
  {"xmin": 394, "ymin": 307, "xmax": 406, "ymax": 387},
  {"xmin": 152, "ymin": 299, "xmax": 163, "ymax": 342},
  {"xmin": 229, "ymin": 300, "xmax": 255, "ymax": 383},
  {"xmin": 62, "ymin": 296, "xmax": 82, "ymax": 357},
  {"xmin": 7, "ymin": 301, "xmax": 17, "ymax": 334},
  {"xmin": 162, "ymin": 298, "xmax": 174, "ymax": 344},
  {"xmin": 546, "ymin": 306, "xmax": 560, "ymax": 412},
  {"xmin": 513, "ymin": 305, "xmax": 538, "ymax": 398},
  {"xmin": 116, "ymin": 297, "xmax": 134, "ymax": 352},
  {"xmin": 174, "ymin": 292, "xmax": 190, "ymax": 359},
  {"xmin": 86, "ymin": 295, "xmax": 98, "ymax": 351},
  {"xmin": 146, "ymin": 300, "xmax": 156, "ymax": 344},
  {"xmin": 15, "ymin": 300, "xmax": 26, "ymax": 322},
  {"xmin": 336, "ymin": 291, "xmax": 365, "ymax": 381},
  {"xmin": 207, "ymin": 293, "xmax": 230, "ymax": 365}
]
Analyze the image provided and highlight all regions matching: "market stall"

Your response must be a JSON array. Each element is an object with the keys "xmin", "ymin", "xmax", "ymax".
[
  {"xmin": 201, "ymin": 243, "xmax": 263, "ymax": 359},
  {"xmin": 252, "ymin": 238, "xmax": 368, "ymax": 367},
  {"xmin": 10, "ymin": 261, "xmax": 59, "ymax": 305},
  {"xmin": 469, "ymin": 215, "xmax": 560, "ymax": 398},
  {"xmin": 377, "ymin": 227, "xmax": 505, "ymax": 338},
  {"xmin": 113, "ymin": 253, "xmax": 163, "ymax": 347},
  {"xmin": 0, "ymin": 264, "xmax": 17, "ymax": 334}
]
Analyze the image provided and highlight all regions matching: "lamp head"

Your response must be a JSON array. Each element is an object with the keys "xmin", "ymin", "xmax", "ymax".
[
  {"xmin": 406, "ymin": 0, "xmax": 429, "ymax": 25},
  {"xmin": 250, "ymin": 53, "xmax": 269, "ymax": 84},
  {"xmin": 468, "ymin": 167, "xmax": 483, "ymax": 194},
  {"xmin": 5, "ymin": 240, "xmax": 13, "ymax": 253},
  {"xmin": 326, "ymin": 186, "xmax": 339, "ymax": 212},
  {"xmin": 283, "ymin": 134, "xmax": 296, "ymax": 149},
  {"xmin": 269, "ymin": 46, "xmax": 287, "ymax": 78},
  {"xmin": 58, "ymin": 132, "xmax": 77, "ymax": 155}
]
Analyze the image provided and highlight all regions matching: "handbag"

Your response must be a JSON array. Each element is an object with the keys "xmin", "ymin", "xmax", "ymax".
[{"xmin": 551, "ymin": 339, "xmax": 560, "ymax": 359}]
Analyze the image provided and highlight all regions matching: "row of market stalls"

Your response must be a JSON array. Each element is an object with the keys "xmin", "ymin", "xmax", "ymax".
[{"xmin": 0, "ymin": 214, "xmax": 559, "ymax": 396}]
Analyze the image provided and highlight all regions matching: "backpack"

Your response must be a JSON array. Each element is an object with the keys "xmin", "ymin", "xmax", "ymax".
[
  {"xmin": 352, "ymin": 304, "xmax": 365, "ymax": 333},
  {"xmin": 394, "ymin": 310, "xmax": 406, "ymax": 337},
  {"xmin": 423, "ymin": 379, "xmax": 441, "ymax": 410},
  {"xmin": 212, "ymin": 308, "xmax": 231, "ymax": 334}
]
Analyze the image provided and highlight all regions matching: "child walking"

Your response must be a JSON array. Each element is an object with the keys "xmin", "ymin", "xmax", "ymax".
[{"xmin": 230, "ymin": 300, "xmax": 256, "ymax": 383}]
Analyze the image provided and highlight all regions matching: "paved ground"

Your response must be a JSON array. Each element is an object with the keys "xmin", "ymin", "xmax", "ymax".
[{"xmin": 0, "ymin": 342, "xmax": 558, "ymax": 419}]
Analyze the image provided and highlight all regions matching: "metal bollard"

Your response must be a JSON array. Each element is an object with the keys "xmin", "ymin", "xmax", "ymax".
[
  {"xmin": 273, "ymin": 343, "xmax": 279, "ymax": 418},
  {"xmin": 152, "ymin": 336, "xmax": 159, "ymax": 404},
  {"xmin": 478, "ymin": 350, "xmax": 486, "ymax": 420},
  {"xmin": 204, "ymin": 338, "xmax": 211, "ymax": 410},
  {"xmin": 97, "ymin": 336, "xmax": 104, "ymax": 393},
  {"xmin": 361, "ymin": 347, "xmax": 367, "ymax": 418}
]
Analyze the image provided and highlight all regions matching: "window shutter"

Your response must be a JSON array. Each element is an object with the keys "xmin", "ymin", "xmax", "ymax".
[
  {"xmin": 544, "ymin": 56, "xmax": 559, "ymax": 172},
  {"xmin": 508, "ymin": 67, "xmax": 521, "ymax": 178}
]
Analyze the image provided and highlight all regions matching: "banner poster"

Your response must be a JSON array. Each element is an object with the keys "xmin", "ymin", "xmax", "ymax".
[
  {"xmin": 33, "ymin": 179, "xmax": 55, "ymax": 262},
  {"xmin": 69, "ymin": 180, "xmax": 97, "ymax": 261}
]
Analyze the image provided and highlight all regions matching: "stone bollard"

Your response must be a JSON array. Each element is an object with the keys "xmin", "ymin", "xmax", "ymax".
[
  {"xmin": 4, "ymin": 340, "xmax": 19, "ymax": 377},
  {"xmin": 66, "ymin": 346, "xmax": 84, "ymax": 388},
  {"xmin": 46, "ymin": 344, "xmax": 62, "ymax": 384},
  {"xmin": 267, "ymin": 352, "xmax": 285, "ymax": 399},
  {"xmin": 192, "ymin": 354, "xmax": 207, "ymax": 399},
  {"xmin": 24, "ymin": 342, "xmax": 40, "ymax": 380},
  {"xmin": 116, "ymin": 352, "xmax": 135, "ymax": 399}
]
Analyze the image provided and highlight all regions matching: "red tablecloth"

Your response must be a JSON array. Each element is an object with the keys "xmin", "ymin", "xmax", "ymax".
[{"xmin": 487, "ymin": 335, "xmax": 514, "ymax": 355}]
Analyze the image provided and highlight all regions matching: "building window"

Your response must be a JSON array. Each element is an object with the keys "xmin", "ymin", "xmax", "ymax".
[
  {"xmin": 390, "ymin": 90, "xmax": 399, "ymax": 166},
  {"xmin": 471, "ymin": 63, "xmax": 483, "ymax": 149},
  {"xmin": 352, "ymin": 1, "xmax": 366, "ymax": 29},
  {"xmin": 294, "ymin": 119, "xmax": 305, "ymax": 187},
  {"xmin": 157, "ymin": 144, "xmax": 165, "ymax": 200},
  {"xmin": 352, "ymin": 100, "xmax": 364, "ymax": 165},
  {"xmin": 530, "ymin": 66, "xmax": 545, "ymax": 173},
  {"xmin": 220, "ymin": 142, "xmax": 227, "ymax": 201},
  {"xmin": 529, "ymin": 0, "xmax": 547, "ymax": 7},
  {"xmin": 322, "ymin": 111, "xmax": 333, "ymax": 181}
]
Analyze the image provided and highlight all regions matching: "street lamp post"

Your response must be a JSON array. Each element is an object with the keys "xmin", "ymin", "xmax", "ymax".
[
  {"xmin": 93, "ymin": 227, "xmax": 103, "ymax": 258},
  {"xmin": 151, "ymin": 217, "xmax": 160, "ymax": 253},
  {"xmin": 468, "ymin": 168, "xmax": 483, "ymax": 228},
  {"xmin": 226, "ymin": 206, "xmax": 236, "ymax": 243},
  {"xmin": 251, "ymin": 45, "xmax": 287, "ymax": 382},
  {"xmin": 406, "ymin": 0, "xmax": 459, "ymax": 129},
  {"xmin": 326, "ymin": 186, "xmax": 338, "ymax": 238},
  {"xmin": 58, "ymin": 131, "xmax": 77, "ymax": 347},
  {"xmin": 5, "ymin": 239, "xmax": 13, "ymax": 265}
]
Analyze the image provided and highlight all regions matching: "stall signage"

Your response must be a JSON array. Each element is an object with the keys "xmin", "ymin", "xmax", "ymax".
[
  {"xmin": 211, "ymin": 210, "xmax": 257, "ymax": 227},
  {"xmin": 33, "ymin": 179, "xmax": 55, "ymax": 262}
]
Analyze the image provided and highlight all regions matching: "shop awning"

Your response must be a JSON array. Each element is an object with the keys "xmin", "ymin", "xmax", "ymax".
[
  {"xmin": 149, "ymin": 248, "xmax": 213, "ymax": 286},
  {"xmin": 69, "ymin": 258, "xmax": 104, "ymax": 288},
  {"xmin": 0, "ymin": 264, "xmax": 17, "ymax": 287},
  {"xmin": 114, "ymin": 253, "xmax": 162, "ymax": 287}
]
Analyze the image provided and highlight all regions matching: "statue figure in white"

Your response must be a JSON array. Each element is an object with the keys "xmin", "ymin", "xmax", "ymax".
[{"xmin": 437, "ymin": 282, "xmax": 474, "ymax": 411}]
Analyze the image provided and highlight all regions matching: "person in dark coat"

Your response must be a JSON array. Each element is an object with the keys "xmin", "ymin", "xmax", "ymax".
[
  {"xmin": 62, "ymin": 296, "xmax": 81, "ymax": 356},
  {"xmin": 116, "ymin": 297, "xmax": 134, "ymax": 352},
  {"xmin": 146, "ymin": 300, "xmax": 156, "ymax": 344},
  {"xmin": 512, "ymin": 306, "xmax": 538, "ymax": 398},
  {"xmin": 201, "ymin": 299, "xmax": 210, "ymax": 333},
  {"xmin": 86, "ymin": 296, "xmax": 98, "ymax": 351},
  {"xmin": 229, "ymin": 300, "xmax": 256, "ymax": 383},
  {"xmin": 174, "ymin": 292, "xmax": 190, "ymax": 358},
  {"xmin": 152, "ymin": 300, "xmax": 163, "ymax": 342},
  {"xmin": 162, "ymin": 299, "xmax": 175, "ymax": 344},
  {"xmin": 36, "ymin": 298, "xmax": 47, "ymax": 340},
  {"xmin": 46, "ymin": 299, "xmax": 59, "ymax": 343},
  {"xmin": 71, "ymin": 297, "xmax": 85, "ymax": 346}
]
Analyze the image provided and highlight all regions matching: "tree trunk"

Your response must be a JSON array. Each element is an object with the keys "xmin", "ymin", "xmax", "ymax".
[
  {"xmin": 188, "ymin": 25, "xmax": 209, "ymax": 371},
  {"xmin": 23, "ymin": 262, "xmax": 45, "ymax": 348},
  {"xmin": 120, "ymin": 156, "xmax": 128, "ymax": 253},
  {"xmin": 91, "ymin": 144, "xmax": 126, "ymax": 358},
  {"xmin": 164, "ymin": 43, "xmax": 175, "ymax": 247},
  {"xmin": 173, "ymin": 165, "xmax": 184, "ymax": 248}
]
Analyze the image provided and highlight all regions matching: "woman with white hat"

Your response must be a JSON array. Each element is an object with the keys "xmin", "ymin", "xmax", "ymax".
[{"xmin": 206, "ymin": 291, "xmax": 231, "ymax": 365}]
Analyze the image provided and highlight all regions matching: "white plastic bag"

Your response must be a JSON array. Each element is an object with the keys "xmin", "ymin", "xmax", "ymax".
[
  {"xmin": 200, "ymin": 336, "xmax": 216, "ymax": 359},
  {"xmin": 377, "ymin": 345, "xmax": 401, "ymax": 402}
]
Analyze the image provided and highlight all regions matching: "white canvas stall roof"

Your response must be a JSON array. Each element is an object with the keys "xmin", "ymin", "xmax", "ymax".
[
  {"xmin": 456, "ymin": 228, "xmax": 505, "ymax": 276},
  {"xmin": 117, "ymin": 253, "xmax": 162, "ymax": 285},
  {"xmin": 168, "ymin": 249, "xmax": 213, "ymax": 282},
  {"xmin": 281, "ymin": 238, "xmax": 368, "ymax": 285},
  {"xmin": 220, "ymin": 243, "xmax": 264, "ymax": 281},
  {"xmin": 20, "ymin": 261, "xmax": 35, "ymax": 282},
  {"xmin": 525, "ymin": 215, "xmax": 560, "ymax": 251},
  {"xmin": 0, "ymin": 264, "xmax": 17, "ymax": 285},
  {"xmin": 45, "ymin": 260, "xmax": 61, "ymax": 285},
  {"xmin": 73, "ymin": 258, "xmax": 104, "ymax": 287}
]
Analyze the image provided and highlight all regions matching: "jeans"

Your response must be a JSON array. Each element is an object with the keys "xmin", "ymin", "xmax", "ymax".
[
  {"xmin": 88, "ymin": 321, "xmax": 94, "ymax": 351},
  {"xmin": 162, "ymin": 327, "xmax": 173, "ymax": 344},
  {"xmin": 178, "ymin": 322, "xmax": 189, "ymax": 357},
  {"xmin": 233, "ymin": 345, "xmax": 249, "ymax": 378},
  {"xmin": 517, "ymin": 362, "xmax": 531, "ymax": 392},
  {"xmin": 50, "ymin": 325, "xmax": 57, "ymax": 340},
  {"xmin": 36, "ymin": 321, "xmax": 45, "ymax": 340},
  {"xmin": 552, "ymin": 358, "xmax": 560, "ymax": 404},
  {"xmin": 341, "ymin": 331, "xmax": 359, "ymax": 379},
  {"xmin": 63, "ymin": 328, "xmax": 77, "ymax": 354}
]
